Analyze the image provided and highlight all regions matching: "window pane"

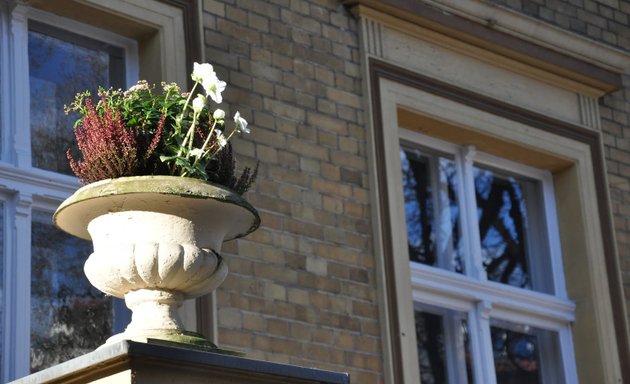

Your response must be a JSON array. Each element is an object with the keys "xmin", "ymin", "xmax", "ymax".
[
  {"xmin": 473, "ymin": 166, "xmax": 550, "ymax": 291},
  {"xmin": 28, "ymin": 22, "xmax": 125, "ymax": 174},
  {"xmin": 415, "ymin": 307, "xmax": 473, "ymax": 384},
  {"xmin": 401, "ymin": 147, "xmax": 463, "ymax": 273},
  {"xmin": 30, "ymin": 210, "xmax": 111, "ymax": 372},
  {"xmin": 491, "ymin": 320, "xmax": 564, "ymax": 384}
]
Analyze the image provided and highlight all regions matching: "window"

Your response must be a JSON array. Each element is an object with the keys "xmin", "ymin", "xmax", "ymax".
[
  {"xmin": 400, "ymin": 136, "xmax": 556, "ymax": 293},
  {"xmin": 357, "ymin": 3, "xmax": 628, "ymax": 380},
  {"xmin": 400, "ymin": 130, "xmax": 576, "ymax": 383},
  {"xmin": 30, "ymin": 209, "xmax": 109, "ymax": 372},
  {"xmin": 28, "ymin": 20, "xmax": 126, "ymax": 174},
  {"xmin": 0, "ymin": 2, "xmax": 190, "ymax": 381},
  {"xmin": 370, "ymin": 67, "xmax": 623, "ymax": 382},
  {"xmin": 0, "ymin": 6, "xmax": 137, "ymax": 378}
]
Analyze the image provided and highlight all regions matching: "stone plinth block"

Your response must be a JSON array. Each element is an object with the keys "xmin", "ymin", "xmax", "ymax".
[{"xmin": 11, "ymin": 340, "xmax": 350, "ymax": 384}]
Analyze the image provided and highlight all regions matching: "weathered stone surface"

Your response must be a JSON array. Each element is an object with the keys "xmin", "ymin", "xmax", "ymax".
[{"xmin": 10, "ymin": 340, "xmax": 349, "ymax": 384}]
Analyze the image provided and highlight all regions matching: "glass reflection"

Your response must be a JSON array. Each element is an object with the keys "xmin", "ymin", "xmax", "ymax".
[
  {"xmin": 30, "ymin": 210, "xmax": 111, "ymax": 372},
  {"xmin": 490, "ymin": 320, "xmax": 563, "ymax": 384},
  {"xmin": 474, "ymin": 167, "xmax": 535, "ymax": 289},
  {"xmin": 28, "ymin": 22, "xmax": 124, "ymax": 174},
  {"xmin": 415, "ymin": 307, "xmax": 473, "ymax": 384},
  {"xmin": 401, "ymin": 147, "xmax": 463, "ymax": 273}
]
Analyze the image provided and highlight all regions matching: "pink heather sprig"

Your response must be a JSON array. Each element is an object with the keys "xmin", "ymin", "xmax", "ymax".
[
  {"xmin": 145, "ymin": 115, "xmax": 165, "ymax": 161},
  {"xmin": 67, "ymin": 97, "xmax": 162, "ymax": 184}
]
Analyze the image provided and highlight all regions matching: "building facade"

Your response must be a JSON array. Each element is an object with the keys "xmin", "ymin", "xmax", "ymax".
[{"xmin": 1, "ymin": 0, "xmax": 629, "ymax": 383}]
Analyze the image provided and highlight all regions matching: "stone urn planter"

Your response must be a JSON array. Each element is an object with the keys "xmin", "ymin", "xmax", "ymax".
[{"xmin": 53, "ymin": 176, "xmax": 259, "ymax": 346}]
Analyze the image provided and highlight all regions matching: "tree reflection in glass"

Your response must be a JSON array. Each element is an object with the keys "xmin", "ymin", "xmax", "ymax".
[
  {"xmin": 473, "ymin": 167, "xmax": 536, "ymax": 289},
  {"xmin": 416, "ymin": 310, "xmax": 448, "ymax": 384},
  {"xmin": 401, "ymin": 147, "xmax": 463, "ymax": 273},
  {"xmin": 489, "ymin": 318, "xmax": 567, "ymax": 384},
  {"xmin": 28, "ymin": 22, "xmax": 124, "ymax": 174},
  {"xmin": 492, "ymin": 320, "xmax": 564, "ymax": 384},
  {"xmin": 30, "ymin": 210, "xmax": 111, "ymax": 372},
  {"xmin": 491, "ymin": 324, "xmax": 540, "ymax": 384},
  {"xmin": 415, "ymin": 308, "xmax": 473, "ymax": 384}
]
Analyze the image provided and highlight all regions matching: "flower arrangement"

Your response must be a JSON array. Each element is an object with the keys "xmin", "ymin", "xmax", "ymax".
[{"xmin": 64, "ymin": 62, "xmax": 257, "ymax": 195}]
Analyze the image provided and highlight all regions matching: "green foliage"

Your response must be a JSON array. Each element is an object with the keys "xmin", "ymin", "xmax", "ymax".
[{"xmin": 64, "ymin": 65, "xmax": 257, "ymax": 194}]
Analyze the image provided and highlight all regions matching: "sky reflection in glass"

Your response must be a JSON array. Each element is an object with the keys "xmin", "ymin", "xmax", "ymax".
[
  {"xmin": 401, "ymin": 148, "xmax": 463, "ymax": 273},
  {"xmin": 28, "ymin": 28, "xmax": 109, "ymax": 174},
  {"xmin": 473, "ymin": 167, "xmax": 532, "ymax": 290}
]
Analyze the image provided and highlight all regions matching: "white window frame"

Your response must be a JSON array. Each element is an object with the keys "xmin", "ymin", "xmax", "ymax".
[
  {"xmin": 398, "ymin": 127, "xmax": 578, "ymax": 383},
  {"xmin": 355, "ymin": 3, "xmax": 628, "ymax": 381},
  {"xmin": 0, "ymin": 5, "xmax": 138, "ymax": 381},
  {"xmin": 370, "ymin": 75, "xmax": 626, "ymax": 383},
  {"xmin": 1, "ymin": 1, "xmax": 193, "ymax": 380},
  {"xmin": 8, "ymin": 6, "xmax": 139, "ymax": 170}
]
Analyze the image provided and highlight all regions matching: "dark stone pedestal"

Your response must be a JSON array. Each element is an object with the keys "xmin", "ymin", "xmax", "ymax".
[{"xmin": 11, "ymin": 340, "xmax": 350, "ymax": 384}]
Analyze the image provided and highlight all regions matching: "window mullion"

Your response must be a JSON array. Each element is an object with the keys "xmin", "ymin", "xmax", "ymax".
[
  {"xmin": 457, "ymin": 145, "xmax": 485, "ymax": 281},
  {"xmin": 7, "ymin": 5, "xmax": 31, "ymax": 169},
  {"xmin": 6, "ymin": 193, "xmax": 31, "ymax": 380},
  {"xmin": 429, "ymin": 156, "xmax": 449, "ymax": 270},
  {"xmin": 442, "ymin": 311, "xmax": 468, "ymax": 383},
  {"xmin": 469, "ymin": 301, "xmax": 496, "ymax": 384}
]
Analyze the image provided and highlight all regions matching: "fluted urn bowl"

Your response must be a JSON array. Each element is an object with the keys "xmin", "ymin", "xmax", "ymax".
[{"xmin": 53, "ymin": 176, "xmax": 259, "ymax": 345}]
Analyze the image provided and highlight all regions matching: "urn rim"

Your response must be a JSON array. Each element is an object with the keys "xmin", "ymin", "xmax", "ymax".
[{"xmin": 53, "ymin": 175, "xmax": 260, "ymax": 241}]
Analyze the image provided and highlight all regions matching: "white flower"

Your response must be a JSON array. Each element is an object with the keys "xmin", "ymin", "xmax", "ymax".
[
  {"xmin": 124, "ymin": 80, "xmax": 149, "ymax": 96},
  {"xmin": 213, "ymin": 108, "xmax": 225, "ymax": 121},
  {"xmin": 216, "ymin": 129, "xmax": 228, "ymax": 148},
  {"xmin": 192, "ymin": 94, "xmax": 206, "ymax": 113},
  {"xmin": 191, "ymin": 62, "xmax": 214, "ymax": 83},
  {"xmin": 234, "ymin": 111, "xmax": 250, "ymax": 134},
  {"xmin": 162, "ymin": 82, "xmax": 180, "ymax": 93},
  {"xmin": 191, "ymin": 62, "xmax": 226, "ymax": 104},
  {"xmin": 189, "ymin": 148, "xmax": 204, "ymax": 158},
  {"xmin": 205, "ymin": 77, "xmax": 226, "ymax": 104}
]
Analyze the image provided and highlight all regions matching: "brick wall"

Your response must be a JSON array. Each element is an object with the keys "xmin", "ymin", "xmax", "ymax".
[
  {"xmin": 490, "ymin": 0, "xmax": 630, "ymax": 329},
  {"xmin": 201, "ymin": 0, "xmax": 382, "ymax": 382},
  {"xmin": 202, "ymin": 0, "xmax": 630, "ymax": 381}
]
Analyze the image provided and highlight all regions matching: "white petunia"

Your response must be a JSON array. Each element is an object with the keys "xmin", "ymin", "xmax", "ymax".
[
  {"xmin": 213, "ymin": 108, "xmax": 225, "ymax": 121},
  {"xmin": 233, "ymin": 111, "xmax": 250, "ymax": 134},
  {"xmin": 216, "ymin": 129, "xmax": 228, "ymax": 148},
  {"xmin": 191, "ymin": 62, "xmax": 215, "ymax": 83},
  {"xmin": 204, "ymin": 77, "xmax": 226, "ymax": 104},
  {"xmin": 189, "ymin": 148, "xmax": 204, "ymax": 158},
  {"xmin": 192, "ymin": 94, "xmax": 206, "ymax": 113},
  {"xmin": 191, "ymin": 62, "xmax": 226, "ymax": 104}
]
